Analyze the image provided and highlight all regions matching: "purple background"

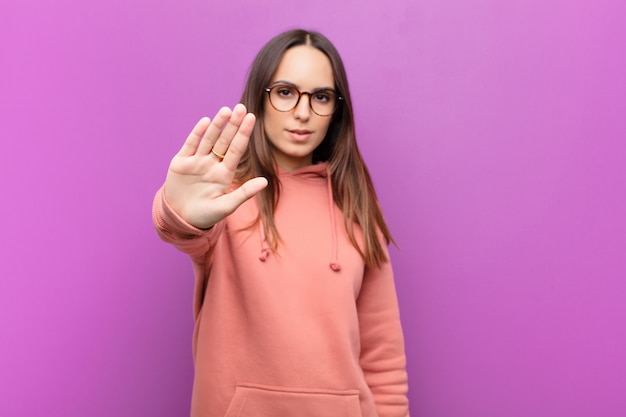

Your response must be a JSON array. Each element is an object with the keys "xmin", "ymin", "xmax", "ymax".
[{"xmin": 1, "ymin": 0, "xmax": 625, "ymax": 416}]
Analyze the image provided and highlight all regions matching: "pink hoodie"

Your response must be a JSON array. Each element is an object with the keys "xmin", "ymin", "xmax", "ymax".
[{"xmin": 153, "ymin": 162, "xmax": 409, "ymax": 417}]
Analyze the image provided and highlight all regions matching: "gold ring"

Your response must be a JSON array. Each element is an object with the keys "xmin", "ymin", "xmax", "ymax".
[{"xmin": 211, "ymin": 148, "xmax": 226, "ymax": 160}]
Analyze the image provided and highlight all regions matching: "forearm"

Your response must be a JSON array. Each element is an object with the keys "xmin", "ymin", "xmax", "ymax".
[
  {"xmin": 152, "ymin": 185, "xmax": 217, "ymax": 259},
  {"xmin": 358, "ymin": 261, "xmax": 410, "ymax": 417}
]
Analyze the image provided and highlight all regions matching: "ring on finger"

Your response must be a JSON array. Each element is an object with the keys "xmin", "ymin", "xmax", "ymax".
[{"xmin": 211, "ymin": 148, "xmax": 226, "ymax": 160}]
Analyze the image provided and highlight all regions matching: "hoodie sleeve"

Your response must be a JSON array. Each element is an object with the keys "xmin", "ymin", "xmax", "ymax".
[
  {"xmin": 152, "ymin": 185, "xmax": 221, "ymax": 261},
  {"xmin": 357, "ymin": 249, "xmax": 410, "ymax": 417}
]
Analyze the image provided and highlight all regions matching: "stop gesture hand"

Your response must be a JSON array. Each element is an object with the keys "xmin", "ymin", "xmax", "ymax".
[{"xmin": 164, "ymin": 104, "xmax": 268, "ymax": 229}]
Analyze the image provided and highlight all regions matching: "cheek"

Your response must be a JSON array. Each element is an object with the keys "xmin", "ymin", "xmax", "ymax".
[
  {"xmin": 262, "ymin": 112, "xmax": 279, "ymax": 137},
  {"xmin": 263, "ymin": 106, "xmax": 285, "ymax": 129},
  {"xmin": 316, "ymin": 118, "xmax": 332, "ymax": 138}
]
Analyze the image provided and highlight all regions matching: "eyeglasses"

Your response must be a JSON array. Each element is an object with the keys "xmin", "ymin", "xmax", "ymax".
[{"xmin": 265, "ymin": 84, "xmax": 343, "ymax": 117}]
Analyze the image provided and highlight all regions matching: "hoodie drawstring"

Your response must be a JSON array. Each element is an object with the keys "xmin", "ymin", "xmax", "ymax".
[
  {"xmin": 256, "ymin": 163, "xmax": 340, "ymax": 271},
  {"xmin": 258, "ymin": 219, "xmax": 271, "ymax": 262},
  {"xmin": 326, "ymin": 169, "xmax": 341, "ymax": 271}
]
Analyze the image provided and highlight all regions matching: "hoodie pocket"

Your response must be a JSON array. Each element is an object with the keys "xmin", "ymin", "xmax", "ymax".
[{"xmin": 223, "ymin": 382, "xmax": 361, "ymax": 417}]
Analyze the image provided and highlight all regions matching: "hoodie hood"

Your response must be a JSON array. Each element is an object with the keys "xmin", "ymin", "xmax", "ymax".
[{"xmin": 257, "ymin": 162, "xmax": 341, "ymax": 271}]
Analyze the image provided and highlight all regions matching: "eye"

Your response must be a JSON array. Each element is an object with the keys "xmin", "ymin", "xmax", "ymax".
[
  {"xmin": 313, "ymin": 91, "xmax": 333, "ymax": 103},
  {"xmin": 275, "ymin": 86, "xmax": 296, "ymax": 97}
]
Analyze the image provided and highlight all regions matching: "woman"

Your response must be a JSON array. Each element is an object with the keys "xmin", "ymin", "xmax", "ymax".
[{"xmin": 153, "ymin": 29, "xmax": 409, "ymax": 417}]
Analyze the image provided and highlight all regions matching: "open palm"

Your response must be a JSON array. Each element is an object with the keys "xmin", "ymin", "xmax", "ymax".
[{"xmin": 164, "ymin": 104, "xmax": 268, "ymax": 229}]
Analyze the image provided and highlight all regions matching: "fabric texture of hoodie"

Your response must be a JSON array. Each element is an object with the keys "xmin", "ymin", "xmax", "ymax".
[{"xmin": 153, "ymin": 162, "xmax": 409, "ymax": 417}]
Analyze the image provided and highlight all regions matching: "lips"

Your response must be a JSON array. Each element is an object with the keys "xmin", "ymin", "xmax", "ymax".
[{"xmin": 287, "ymin": 129, "xmax": 313, "ymax": 141}]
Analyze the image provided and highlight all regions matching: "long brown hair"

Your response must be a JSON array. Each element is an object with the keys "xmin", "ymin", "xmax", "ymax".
[{"xmin": 237, "ymin": 29, "xmax": 394, "ymax": 268}]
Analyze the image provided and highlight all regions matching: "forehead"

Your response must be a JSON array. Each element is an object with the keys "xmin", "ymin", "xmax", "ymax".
[{"xmin": 271, "ymin": 45, "xmax": 334, "ymax": 88}]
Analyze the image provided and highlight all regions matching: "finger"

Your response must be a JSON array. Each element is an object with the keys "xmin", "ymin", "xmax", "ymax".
[
  {"xmin": 177, "ymin": 117, "xmax": 211, "ymax": 156},
  {"xmin": 197, "ymin": 107, "xmax": 232, "ymax": 155},
  {"xmin": 216, "ymin": 177, "xmax": 268, "ymax": 215},
  {"xmin": 211, "ymin": 103, "xmax": 248, "ymax": 156},
  {"xmin": 221, "ymin": 112, "xmax": 256, "ymax": 169}
]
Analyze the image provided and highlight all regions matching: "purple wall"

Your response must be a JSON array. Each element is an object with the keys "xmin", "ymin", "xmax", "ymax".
[{"xmin": 1, "ymin": 0, "xmax": 625, "ymax": 416}]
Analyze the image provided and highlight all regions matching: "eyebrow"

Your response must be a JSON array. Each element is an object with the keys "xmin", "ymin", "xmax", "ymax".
[{"xmin": 270, "ymin": 80, "xmax": 336, "ymax": 92}]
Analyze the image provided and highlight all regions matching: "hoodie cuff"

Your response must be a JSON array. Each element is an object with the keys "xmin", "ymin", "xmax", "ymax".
[{"xmin": 153, "ymin": 185, "xmax": 210, "ymax": 238}]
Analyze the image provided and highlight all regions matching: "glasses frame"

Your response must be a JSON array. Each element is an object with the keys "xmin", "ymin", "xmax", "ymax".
[{"xmin": 264, "ymin": 84, "xmax": 343, "ymax": 117}]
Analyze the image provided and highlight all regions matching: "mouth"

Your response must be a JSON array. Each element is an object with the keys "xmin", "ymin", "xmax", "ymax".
[{"xmin": 287, "ymin": 129, "xmax": 313, "ymax": 141}]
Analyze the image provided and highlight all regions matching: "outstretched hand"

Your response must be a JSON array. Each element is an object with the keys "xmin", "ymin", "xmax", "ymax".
[{"xmin": 164, "ymin": 104, "xmax": 268, "ymax": 229}]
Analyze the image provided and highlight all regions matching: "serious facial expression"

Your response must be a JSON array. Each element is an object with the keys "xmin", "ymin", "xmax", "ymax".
[{"xmin": 263, "ymin": 45, "xmax": 335, "ymax": 172}]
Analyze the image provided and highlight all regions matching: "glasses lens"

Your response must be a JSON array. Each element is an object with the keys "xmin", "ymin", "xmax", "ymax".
[
  {"xmin": 310, "ymin": 90, "xmax": 336, "ymax": 116},
  {"xmin": 269, "ymin": 85, "xmax": 299, "ymax": 112}
]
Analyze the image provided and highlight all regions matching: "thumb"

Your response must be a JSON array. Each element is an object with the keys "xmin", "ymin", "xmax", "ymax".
[{"xmin": 218, "ymin": 177, "xmax": 268, "ymax": 215}]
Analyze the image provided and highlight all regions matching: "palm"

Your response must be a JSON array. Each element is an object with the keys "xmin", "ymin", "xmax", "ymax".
[{"xmin": 164, "ymin": 104, "xmax": 267, "ymax": 229}]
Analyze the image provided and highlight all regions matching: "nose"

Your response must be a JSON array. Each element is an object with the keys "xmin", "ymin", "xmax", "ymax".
[{"xmin": 293, "ymin": 93, "xmax": 312, "ymax": 121}]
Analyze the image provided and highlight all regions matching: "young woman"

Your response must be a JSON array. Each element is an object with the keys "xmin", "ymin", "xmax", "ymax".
[{"xmin": 153, "ymin": 29, "xmax": 409, "ymax": 417}]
